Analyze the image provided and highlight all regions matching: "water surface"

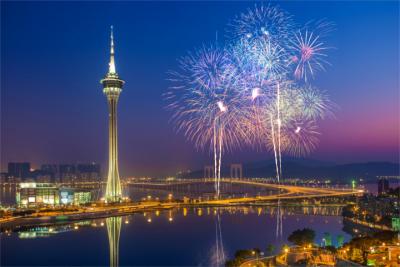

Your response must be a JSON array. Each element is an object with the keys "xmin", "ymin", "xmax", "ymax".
[{"xmin": 2, "ymin": 206, "xmax": 349, "ymax": 266}]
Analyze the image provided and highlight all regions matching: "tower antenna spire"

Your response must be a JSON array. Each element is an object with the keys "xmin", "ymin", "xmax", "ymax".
[{"xmin": 109, "ymin": 25, "xmax": 116, "ymax": 74}]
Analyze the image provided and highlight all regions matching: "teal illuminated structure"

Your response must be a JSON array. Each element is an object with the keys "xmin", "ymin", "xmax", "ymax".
[{"xmin": 101, "ymin": 26, "xmax": 125, "ymax": 202}]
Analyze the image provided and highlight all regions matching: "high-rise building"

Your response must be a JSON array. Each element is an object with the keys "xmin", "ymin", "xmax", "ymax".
[
  {"xmin": 77, "ymin": 163, "xmax": 101, "ymax": 182},
  {"xmin": 59, "ymin": 164, "xmax": 77, "ymax": 183},
  {"xmin": 8, "ymin": 162, "xmax": 31, "ymax": 180},
  {"xmin": 101, "ymin": 26, "xmax": 125, "ymax": 202},
  {"xmin": 41, "ymin": 164, "xmax": 58, "ymax": 178},
  {"xmin": 378, "ymin": 176, "xmax": 390, "ymax": 196}
]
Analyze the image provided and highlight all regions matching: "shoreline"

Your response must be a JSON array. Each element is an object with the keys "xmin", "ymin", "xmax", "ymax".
[{"xmin": 1, "ymin": 201, "xmax": 346, "ymax": 231}]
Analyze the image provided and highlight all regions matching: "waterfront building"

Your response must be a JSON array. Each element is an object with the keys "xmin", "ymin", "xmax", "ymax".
[
  {"xmin": 16, "ymin": 182, "xmax": 92, "ymax": 207},
  {"xmin": 59, "ymin": 188, "xmax": 92, "ymax": 205},
  {"xmin": 101, "ymin": 26, "xmax": 125, "ymax": 202},
  {"xmin": 73, "ymin": 191, "xmax": 92, "ymax": 204},
  {"xmin": 17, "ymin": 182, "xmax": 59, "ymax": 207}
]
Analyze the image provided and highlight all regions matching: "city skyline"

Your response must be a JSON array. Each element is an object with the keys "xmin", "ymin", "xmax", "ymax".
[{"xmin": 1, "ymin": 1, "xmax": 399, "ymax": 177}]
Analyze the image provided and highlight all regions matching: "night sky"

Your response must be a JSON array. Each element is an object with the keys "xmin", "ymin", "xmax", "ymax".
[{"xmin": 1, "ymin": 1, "xmax": 398, "ymax": 177}]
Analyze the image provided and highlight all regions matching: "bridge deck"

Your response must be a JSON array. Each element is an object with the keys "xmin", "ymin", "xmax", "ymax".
[{"xmin": 128, "ymin": 178, "xmax": 362, "ymax": 204}]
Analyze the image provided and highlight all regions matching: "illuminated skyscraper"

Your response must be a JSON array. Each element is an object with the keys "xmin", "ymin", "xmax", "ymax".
[{"xmin": 101, "ymin": 26, "xmax": 124, "ymax": 202}]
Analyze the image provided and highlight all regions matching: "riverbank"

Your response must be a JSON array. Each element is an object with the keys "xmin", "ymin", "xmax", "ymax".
[
  {"xmin": 0, "ymin": 202, "xmax": 176, "ymax": 230},
  {"xmin": 1, "ymin": 200, "xmax": 348, "ymax": 231}
]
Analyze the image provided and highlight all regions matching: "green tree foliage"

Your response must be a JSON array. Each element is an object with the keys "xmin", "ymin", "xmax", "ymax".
[
  {"xmin": 343, "ymin": 231, "xmax": 398, "ymax": 264},
  {"xmin": 336, "ymin": 234, "xmax": 344, "ymax": 247},
  {"xmin": 288, "ymin": 228, "xmax": 316, "ymax": 246},
  {"xmin": 266, "ymin": 244, "xmax": 275, "ymax": 255}
]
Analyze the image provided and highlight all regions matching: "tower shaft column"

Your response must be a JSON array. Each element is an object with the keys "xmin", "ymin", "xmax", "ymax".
[{"xmin": 106, "ymin": 96, "xmax": 122, "ymax": 202}]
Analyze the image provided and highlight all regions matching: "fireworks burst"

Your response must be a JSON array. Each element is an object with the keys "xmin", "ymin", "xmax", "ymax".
[
  {"xmin": 281, "ymin": 119, "xmax": 320, "ymax": 156},
  {"xmin": 289, "ymin": 20, "xmax": 334, "ymax": 82},
  {"xmin": 228, "ymin": 4, "xmax": 294, "ymax": 46},
  {"xmin": 166, "ymin": 4, "xmax": 336, "ymax": 190}
]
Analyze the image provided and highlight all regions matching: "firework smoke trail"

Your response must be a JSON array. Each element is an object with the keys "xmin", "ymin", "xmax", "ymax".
[
  {"xmin": 270, "ymin": 115, "xmax": 280, "ymax": 182},
  {"xmin": 276, "ymin": 82, "xmax": 282, "ymax": 181},
  {"xmin": 213, "ymin": 120, "xmax": 218, "ymax": 194},
  {"xmin": 213, "ymin": 117, "xmax": 224, "ymax": 197},
  {"xmin": 218, "ymin": 127, "xmax": 223, "ymax": 195}
]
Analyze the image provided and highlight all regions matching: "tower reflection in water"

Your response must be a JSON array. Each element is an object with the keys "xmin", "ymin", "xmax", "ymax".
[{"xmin": 106, "ymin": 216, "xmax": 122, "ymax": 267}]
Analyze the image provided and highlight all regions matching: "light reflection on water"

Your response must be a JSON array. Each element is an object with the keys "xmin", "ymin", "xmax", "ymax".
[{"xmin": 1, "ymin": 206, "xmax": 349, "ymax": 266}]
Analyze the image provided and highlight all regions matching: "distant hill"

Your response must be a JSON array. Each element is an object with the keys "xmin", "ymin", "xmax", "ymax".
[{"xmin": 179, "ymin": 158, "xmax": 399, "ymax": 183}]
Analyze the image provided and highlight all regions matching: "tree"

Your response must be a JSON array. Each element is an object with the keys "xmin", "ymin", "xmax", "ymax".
[
  {"xmin": 288, "ymin": 228, "xmax": 316, "ymax": 246},
  {"xmin": 226, "ymin": 248, "xmax": 262, "ymax": 267},
  {"xmin": 266, "ymin": 244, "xmax": 275, "ymax": 256},
  {"xmin": 225, "ymin": 258, "xmax": 242, "ymax": 267},
  {"xmin": 323, "ymin": 232, "xmax": 332, "ymax": 246},
  {"xmin": 336, "ymin": 234, "xmax": 344, "ymax": 248}
]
